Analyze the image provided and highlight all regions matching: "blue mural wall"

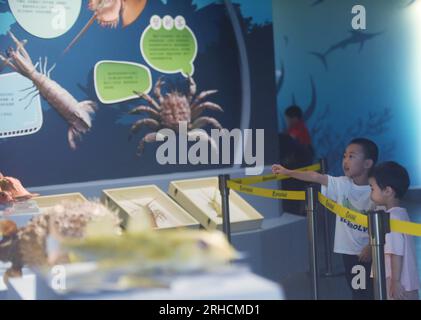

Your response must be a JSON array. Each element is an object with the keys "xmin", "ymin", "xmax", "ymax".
[
  {"xmin": 273, "ymin": 0, "xmax": 421, "ymax": 187},
  {"xmin": 0, "ymin": 0, "xmax": 278, "ymax": 187}
]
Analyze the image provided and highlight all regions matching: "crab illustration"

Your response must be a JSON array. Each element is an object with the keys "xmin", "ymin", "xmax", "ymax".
[{"xmin": 129, "ymin": 76, "xmax": 224, "ymax": 155}]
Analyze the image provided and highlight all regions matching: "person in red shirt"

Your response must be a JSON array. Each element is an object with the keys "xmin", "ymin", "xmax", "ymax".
[
  {"xmin": 285, "ymin": 105, "xmax": 312, "ymax": 146},
  {"xmin": 278, "ymin": 105, "xmax": 314, "ymax": 215}
]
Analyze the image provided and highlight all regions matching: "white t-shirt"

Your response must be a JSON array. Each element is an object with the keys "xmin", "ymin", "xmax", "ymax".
[
  {"xmin": 384, "ymin": 207, "xmax": 420, "ymax": 293},
  {"xmin": 321, "ymin": 175, "xmax": 376, "ymax": 255}
]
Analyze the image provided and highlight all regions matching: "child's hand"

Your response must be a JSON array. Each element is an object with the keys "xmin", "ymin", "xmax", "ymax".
[
  {"xmin": 272, "ymin": 164, "xmax": 289, "ymax": 176},
  {"xmin": 390, "ymin": 280, "xmax": 405, "ymax": 300},
  {"xmin": 358, "ymin": 245, "xmax": 372, "ymax": 263}
]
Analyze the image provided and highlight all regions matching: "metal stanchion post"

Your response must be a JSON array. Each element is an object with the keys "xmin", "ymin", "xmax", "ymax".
[
  {"xmin": 320, "ymin": 158, "xmax": 334, "ymax": 276},
  {"xmin": 368, "ymin": 210, "xmax": 390, "ymax": 300},
  {"xmin": 218, "ymin": 174, "xmax": 231, "ymax": 243},
  {"xmin": 306, "ymin": 185, "xmax": 319, "ymax": 300}
]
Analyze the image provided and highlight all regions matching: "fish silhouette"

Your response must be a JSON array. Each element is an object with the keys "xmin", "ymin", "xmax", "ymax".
[
  {"xmin": 311, "ymin": 0, "xmax": 325, "ymax": 6},
  {"xmin": 403, "ymin": 0, "xmax": 416, "ymax": 7},
  {"xmin": 309, "ymin": 30, "xmax": 384, "ymax": 70}
]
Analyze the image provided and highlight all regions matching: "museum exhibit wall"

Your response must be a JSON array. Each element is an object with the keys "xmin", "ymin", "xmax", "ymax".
[
  {"xmin": 0, "ymin": 0, "xmax": 279, "ymax": 187},
  {"xmin": 273, "ymin": 0, "xmax": 421, "ymax": 187}
]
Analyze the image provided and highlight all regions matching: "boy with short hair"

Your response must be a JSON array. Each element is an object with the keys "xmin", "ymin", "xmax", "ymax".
[
  {"xmin": 272, "ymin": 138, "xmax": 379, "ymax": 300},
  {"xmin": 368, "ymin": 161, "xmax": 420, "ymax": 300}
]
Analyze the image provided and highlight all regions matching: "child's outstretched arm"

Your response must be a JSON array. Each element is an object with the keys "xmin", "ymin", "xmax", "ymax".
[{"xmin": 271, "ymin": 164, "xmax": 328, "ymax": 186}]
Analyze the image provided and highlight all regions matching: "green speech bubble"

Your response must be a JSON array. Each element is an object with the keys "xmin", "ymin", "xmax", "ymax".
[
  {"xmin": 140, "ymin": 16, "xmax": 198, "ymax": 76},
  {"xmin": 94, "ymin": 61, "xmax": 152, "ymax": 104}
]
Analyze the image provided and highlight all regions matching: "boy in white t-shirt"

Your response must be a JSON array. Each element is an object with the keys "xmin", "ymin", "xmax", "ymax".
[
  {"xmin": 272, "ymin": 138, "xmax": 379, "ymax": 300},
  {"xmin": 369, "ymin": 161, "xmax": 420, "ymax": 300}
]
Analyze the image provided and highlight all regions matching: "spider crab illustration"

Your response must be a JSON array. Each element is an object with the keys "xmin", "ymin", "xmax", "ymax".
[{"xmin": 129, "ymin": 76, "xmax": 224, "ymax": 155}]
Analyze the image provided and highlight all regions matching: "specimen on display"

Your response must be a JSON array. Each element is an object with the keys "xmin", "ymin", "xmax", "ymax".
[{"xmin": 0, "ymin": 200, "xmax": 121, "ymax": 282}]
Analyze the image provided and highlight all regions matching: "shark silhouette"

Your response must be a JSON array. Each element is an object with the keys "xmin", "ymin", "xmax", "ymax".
[
  {"xmin": 311, "ymin": 0, "xmax": 325, "ymax": 6},
  {"xmin": 403, "ymin": 0, "xmax": 416, "ymax": 7},
  {"xmin": 309, "ymin": 30, "xmax": 384, "ymax": 70}
]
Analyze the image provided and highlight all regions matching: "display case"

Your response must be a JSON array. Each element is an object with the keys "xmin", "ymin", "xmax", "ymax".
[
  {"xmin": 168, "ymin": 177, "xmax": 264, "ymax": 232},
  {"xmin": 33, "ymin": 193, "xmax": 88, "ymax": 212},
  {"xmin": 0, "ymin": 193, "xmax": 87, "ymax": 228},
  {"xmin": 101, "ymin": 185, "xmax": 200, "ymax": 230}
]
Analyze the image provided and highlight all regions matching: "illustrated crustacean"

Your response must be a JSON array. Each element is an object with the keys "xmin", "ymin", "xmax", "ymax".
[
  {"xmin": 63, "ymin": 0, "xmax": 148, "ymax": 53},
  {"xmin": 0, "ymin": 32, "xmax": 96, "ymax": 149},
  {"xmin": 0, "ymin": 201, "xmax": 121, "ymax": 283},
  {"xmin": 129, "ymin": 76, "xmax": 224, "ymax": 155}
]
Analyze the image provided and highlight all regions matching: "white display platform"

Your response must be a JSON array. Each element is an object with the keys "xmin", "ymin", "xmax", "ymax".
[{"xmin": 7, "ymin": 266, "xmax": 284, "ymax": 300}]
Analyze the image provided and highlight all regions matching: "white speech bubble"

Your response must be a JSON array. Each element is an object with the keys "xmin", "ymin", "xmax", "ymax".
[
  {"xmin": 9, "ymin": 0, "xmax": 81, "ymax": 39},
  {"xmin": 0, "ymin": 72, "xmax": 43, "ymax": 138},
  {"xmin": 163, "ymin": 15, "xmax": 174, "ymax": 30},
  {"xmin": 150, "ymin": 15, "xmax": 162, "ymax": 30},
  {"xmin": 174, "ymin": 16, "xmax": 186, "ymax": 30}
]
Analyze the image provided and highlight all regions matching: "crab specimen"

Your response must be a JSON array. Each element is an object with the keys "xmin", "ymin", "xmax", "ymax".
[{"xmin": 129, "ymin": 76, "xmax": 224, "ymax": 155}]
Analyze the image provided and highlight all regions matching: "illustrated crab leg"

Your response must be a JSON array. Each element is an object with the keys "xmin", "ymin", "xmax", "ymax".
[
  {"xmin": 187, "ymin": 130, "xmax": 218, "ymax": 154},
  {"xmin": 129, "ymin": 119, "xmax": 160, "ymax": 139},
  {"xmin": 191, "ymin": 90, "xmax": 218, "ymax": 109},
  {"xmin": 133, "ymin": 90, "xmax": 161, "ymax": 110},
  {"xmin": 129, "ymin": 106, "xmax": 161, "ymax": 119},
  {"xmin": 137, "ymin": 132, "xmax": 160, "ymax": 155},
  {"xmin": 192, "ymin": 117, "xmax": 223, "ymax": 130},
  {"xmin": 188, "ymin": 76, "xmax": 196, "ymax": 102},
  {"xmin": 191, "ymin": 102, "xmax": 223, "ymax": 120},
  {"xmin": 154, "ymin": 77, "xmax": 165, "ymax": 104}
]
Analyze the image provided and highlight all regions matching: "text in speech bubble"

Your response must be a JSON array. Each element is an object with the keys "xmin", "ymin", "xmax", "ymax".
[
  {"xmin": 0, "ymin": 72, "xmax": 43, "ymax": 138},
  {"xmin": 94, "ymin": 60, "xmax": 152, "ymax": 104},
  {"xmin": 9, "ymin": 0, "xmax": 81, "ymax": 39},
  {"xmin": 140, "ymin": 15, "xmax": 198, "ymax": 76}
]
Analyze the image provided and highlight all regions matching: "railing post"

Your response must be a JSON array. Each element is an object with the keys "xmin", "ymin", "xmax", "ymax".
[
  {"xmin": 368, "ymin": 210, "xmax": 390, "ymax": 300},
  {"xmin": 320, "ymin": 158, "xmax": 333, "ymax": 276},
  {"xmin": 218, "ymin": 174, "xmax": 231, "ymax": 243},
  {"xmin": 306, "ymin": 185, "xmax": 319, "ymax": 300}
]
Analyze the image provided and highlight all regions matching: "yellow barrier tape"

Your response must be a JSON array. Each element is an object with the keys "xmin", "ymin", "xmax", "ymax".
[
  {"xmin": 318, "ymin": 192, "xmax": 421, "ymax": 237},
  {"xmin": 227, "ymin": 180, "xmax": 306, "ymax": 200},
  {"xmin": 231, "ymin": 163, "xmax": 321, "ymax": 185},
  {"xmin": 318, "ymin": 192, "xmax": 368, "ymax": 227}
]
